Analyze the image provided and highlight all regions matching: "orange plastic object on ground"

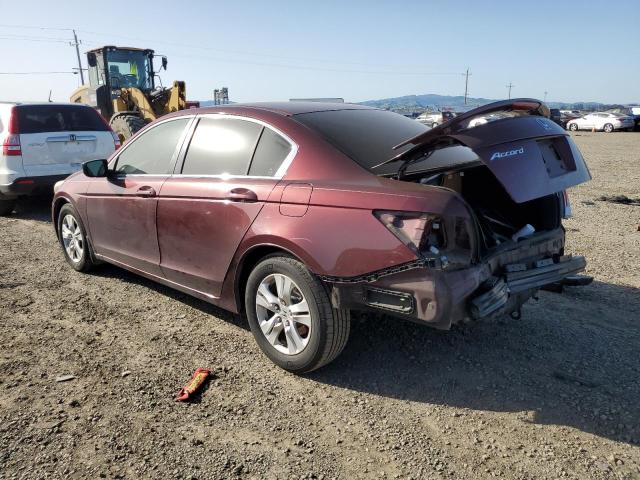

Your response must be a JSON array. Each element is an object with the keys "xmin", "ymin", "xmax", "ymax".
[{"xmin": 176, "ymin": 368, "xmax": 210, "ymax": 402}]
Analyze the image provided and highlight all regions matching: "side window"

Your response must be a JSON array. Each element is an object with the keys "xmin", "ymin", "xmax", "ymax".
[
  {"xmin": 249, "ymin": 128, "xmax": 293, "ymax": 177},
  {"xmin": 115, "ymin": 118, "xmax": 190, "ymax": 174},
  {"xmin": 181, "ymin": 117, "xmax": 263, "ymax": 175}
]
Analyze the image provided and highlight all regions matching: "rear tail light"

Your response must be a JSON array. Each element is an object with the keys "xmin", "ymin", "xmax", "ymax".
[
  {"xmin": 374, "ymin": 210, "xmax": 473, "ymax": 269},
  {"xmin": 2, "ymin": 106, "xmax": 21, "ymax": 156},
  {"xmin": 95, "ymin": 110, "xmax": 121, "ymax": 150},
  {"xmin": 561, "ymin": 190, "xmax": 572, "ymax": 219}
]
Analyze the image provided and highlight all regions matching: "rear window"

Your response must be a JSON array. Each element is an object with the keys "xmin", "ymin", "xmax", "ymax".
[
  {"xmin": 17, "ymin": 105, "xmax": 108, "ymax": 134},
  {"xmin": 293, "ymin": 109, "xmax": 428, "ymax": 175}
]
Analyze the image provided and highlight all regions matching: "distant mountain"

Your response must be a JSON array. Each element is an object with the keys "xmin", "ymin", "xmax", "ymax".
[
  {"xmin": 359, "ymin": 94, "xmax": 495, "ymax": 111},
  {"xmin": 359, "ymin": 93, "xmax": 628, "ymax": 112}
]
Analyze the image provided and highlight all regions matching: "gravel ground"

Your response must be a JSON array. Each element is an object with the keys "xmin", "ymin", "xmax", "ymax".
[{"xmin": 1, "ymin": 132, "xmax": 639, "ymax": 480}]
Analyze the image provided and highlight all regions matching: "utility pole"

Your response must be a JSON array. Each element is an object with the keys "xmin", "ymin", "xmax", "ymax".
[
  {"xmin": 71, "ymin": 29, "xmax": 84, "ymax": 85},
  {"xmin": 544, "ymin": 91, "xmax": 548, "ymax": 102},
  {"xmin": 464, "ymin": 68, "xmax": 471, "ymax": 105},
  {"xmin": 506, "ymin": 82, "xmax": 514, "ymax": 99}
]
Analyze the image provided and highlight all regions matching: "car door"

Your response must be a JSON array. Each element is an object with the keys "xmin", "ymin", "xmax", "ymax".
[
  {"xmin": 156, "ymin": 115, "xmax": 296, "ymax": 298},
  {"xmin": 86, "ymin": 117, "xmax": 193, "ymax": 275}
]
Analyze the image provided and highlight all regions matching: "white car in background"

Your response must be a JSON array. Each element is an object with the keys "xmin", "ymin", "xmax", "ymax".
[
  {"xmin": 566, "ymin": 112, "xmax": 635, "ymax": 133},
  {"xmin": 0, "ymin": 102, "xmax": 120, "ymax": 215}
]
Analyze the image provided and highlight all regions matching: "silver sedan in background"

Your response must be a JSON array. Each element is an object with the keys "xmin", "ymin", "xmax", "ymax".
[{"xmin": 567, "ymin": 112, "xmax": 635, "ymax": 132}]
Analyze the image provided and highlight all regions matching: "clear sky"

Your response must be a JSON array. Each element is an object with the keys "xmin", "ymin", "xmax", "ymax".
[{"xmin": 0, "ymin": 0, "xmax": 638, "ymax": 104}]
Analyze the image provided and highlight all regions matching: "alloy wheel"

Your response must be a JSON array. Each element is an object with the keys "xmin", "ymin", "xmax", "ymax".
[
  {"xmin": 61, "ymin": 214, "xmax": 84, "ymax": 263},
  {"xmin": 255, "ymin": 273, "xmax": 312, "ymax": 355}
]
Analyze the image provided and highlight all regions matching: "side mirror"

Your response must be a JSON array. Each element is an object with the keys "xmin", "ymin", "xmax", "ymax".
[
  {"xmin": 87, "ymin": 52, "xmax": 97, "ymax": 67},
  {"xmin": 162, "ymin": 56, "xmax": 168, "ymax": 70},
  {"xmin": 83, "ymin": 159, "xmax": 109, "ymax": 178}
]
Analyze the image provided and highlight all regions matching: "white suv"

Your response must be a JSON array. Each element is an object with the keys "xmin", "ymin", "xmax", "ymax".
[{"xmin": 0, "ymin": 102, "xmax": 120, "ymax": 215}]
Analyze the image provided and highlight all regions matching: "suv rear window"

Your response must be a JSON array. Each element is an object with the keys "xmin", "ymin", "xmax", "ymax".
[
  {"xmin": 293, "ymin": 109, "xmax": 428, "ymax": 175},
  {"xmin": 17, "ymin": 105, "xmax": 109, "ymax": 134}
]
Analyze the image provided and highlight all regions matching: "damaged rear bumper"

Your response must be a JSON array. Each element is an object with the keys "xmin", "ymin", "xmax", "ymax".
[
  {"xmin": 469, "ymin": 255, "xmax": 586, "ymax": 318},
  {"xmin": 327, "ymin": 229, "xmax": 586, "ymax": 329}
]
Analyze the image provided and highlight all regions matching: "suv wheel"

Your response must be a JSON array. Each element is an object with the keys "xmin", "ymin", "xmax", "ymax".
[
  {"xmin": 57, "ymin": 204, "xmax": 96, "ymax": 272},
  {"xmin": 245, "ymin": 255, "xmax": 350, "ymax": 373},
  {"xmin": 0, "ymin": 199, "xmax": 16, "ymax": 216},
  {"xmin": 603, "ymin": 123, "xmax": 614, "ymax": 133}
]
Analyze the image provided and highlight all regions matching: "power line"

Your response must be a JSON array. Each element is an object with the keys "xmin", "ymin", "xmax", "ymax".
[
  {"xmin": 0, "ymin": 71, "xmax": 77, "ymax": 75},
  {"xmin": 0, "ymin": 24, "xmax": 72, "ymax": 31},
  {"xmin": 0, "ymin": 36, "xmax": 71, "ymax": 44},
  {"xmin": 78, "ymin": 29, "xmax": 465, "ymax": 73}
]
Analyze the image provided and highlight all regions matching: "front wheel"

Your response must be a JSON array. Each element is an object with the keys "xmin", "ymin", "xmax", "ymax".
[
  {"xmin": 569, "ymin": 123, "xmax": 579, "ymax": 131},
  {"xmin": 603, "ymin": 123, "xmax": 614, "ymax": 133},
  {"xmin": 245, "ymin": 255, "xmax": 350, "ymax": 373},
  {"xmin": 57, "ymin": 204, "xmax": 96, "ymax": 272}
]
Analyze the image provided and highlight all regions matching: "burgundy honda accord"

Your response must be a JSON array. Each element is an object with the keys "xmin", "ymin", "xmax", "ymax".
[{"xmin": 52, "ymin": 99, "xmax": 590, "ymax": 372}]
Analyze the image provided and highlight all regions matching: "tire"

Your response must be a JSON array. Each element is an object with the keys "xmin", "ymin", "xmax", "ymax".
[
  {"xmin": 57, "ymin": 203, "xmax": 96, "ymax": 272},
  {"xmin": 569, "ymin": 123, "xmax": 579, "ymax": 131},
  {"xmin": 110, "ymin": 115, "xmax": 146, "ymax": 143},
  {"xmin": 245, "ymin": 255, "xmax": 350, "ymax": 373},
  {"xmin": 0, "ymin": 199, "xmax": 16, "ymax": 216},
  {"xmin": 603, "ymin": 123, "xmax": 614, "ymax": 133}
]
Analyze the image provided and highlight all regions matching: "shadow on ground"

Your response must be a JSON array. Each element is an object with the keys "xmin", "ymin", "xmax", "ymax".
[
  {"xmin": 312, "ymin": 281, "xmax": 640, "ymax": 446},
  {"xmin": 10, "ymin": 195, "xmax": 53, "ymax": 222}
]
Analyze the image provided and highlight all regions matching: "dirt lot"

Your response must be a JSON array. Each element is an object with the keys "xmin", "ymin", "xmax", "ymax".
[{"xmin": 1, "ymin": 132, "xmax": 639, "ymax": 480}]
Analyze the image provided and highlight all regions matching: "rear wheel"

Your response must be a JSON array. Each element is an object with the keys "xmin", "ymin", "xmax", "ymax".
[
  {"xmin": 0, "ymin": 199, "xmax": 16, "ymax": 216},
  {"xmin": 603, "ymin": 123, "xmax": 614, "ymax": 133},
  {"xmin": 110, "ymin": 115, "xmax": 146, "ymax": 143},
  {"xmin": 57, "ymin": 204, "xmax": 96, "ymax": 272},
  {"xmin": 569, "ymin": 123, "xmax": 579, "ymax": 131},
  {"xmin": 245, "ymin": 255, "xmax": 350, "ymax": 373}
]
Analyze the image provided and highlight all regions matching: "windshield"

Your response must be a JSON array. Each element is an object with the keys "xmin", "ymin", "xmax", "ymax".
[
  {"xmin": 293, "ymin": 109, "xmax": 428, "ymax": 175},
  {"xmin": 105, "ymin": 49, "xmax": 153, "ymax": 90}
]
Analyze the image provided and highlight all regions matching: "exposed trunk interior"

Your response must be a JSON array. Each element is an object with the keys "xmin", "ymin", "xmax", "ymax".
[{"xmin": 410, "ymin": 165, "xmax": 561, "ymax": 256}]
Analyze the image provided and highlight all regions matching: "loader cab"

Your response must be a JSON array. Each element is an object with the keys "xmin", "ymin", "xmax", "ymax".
[
  {"xmin": 87, "ymin": 46, "xmax": 157, "ymax": 91},
  {"xmin": 85, "ymin": 46, "xmax": 165, "ymax": 119}
]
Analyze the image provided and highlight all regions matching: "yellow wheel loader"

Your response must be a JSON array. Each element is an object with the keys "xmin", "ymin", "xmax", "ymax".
[{"xmin": 70, "ymin": 46, "xmax": 188, "ymax": 141}]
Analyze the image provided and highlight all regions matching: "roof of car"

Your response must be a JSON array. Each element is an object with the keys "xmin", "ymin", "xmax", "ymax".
[
  {"xmin": 0, "ymin": 101, "xmax": 94, "ymax": 107},
  {"xmin": 188, "ymin": 101, "xmax": 375, "ymax": 117}
]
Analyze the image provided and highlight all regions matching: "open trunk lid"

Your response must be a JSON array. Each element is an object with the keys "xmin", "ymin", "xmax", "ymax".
[{"xmin": 391, "ymin": 99, "xmax": 591, "ymax": 203}]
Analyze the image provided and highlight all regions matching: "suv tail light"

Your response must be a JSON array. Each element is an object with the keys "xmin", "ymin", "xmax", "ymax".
[
  {"xmin": 561, "ymin": 190, "xmax": 572, "ymax": 219},
  {"xmin": 96, "ymin": 111, "xmax": 121, "ymax": 150},
  {"xmin": 2, "ymin": 106, "xmax": 21, "ymax": 156},
  {"xmin": 111, "ymin": 131, "xmax": 121, "ymax": 150},
  {"xmin": 374, "ymin": 210, "xmax": 474, "ymax": 270}
]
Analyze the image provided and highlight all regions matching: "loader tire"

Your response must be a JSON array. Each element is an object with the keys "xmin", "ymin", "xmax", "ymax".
[{"xmin": 110, "ymin": 115, "xmax": 146, "ymax": 143}]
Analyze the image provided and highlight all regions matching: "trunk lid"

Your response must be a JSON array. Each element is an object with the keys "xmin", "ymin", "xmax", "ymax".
[{"xmin": 391, "ymin": 99, "xmax": 591, "ymax": 203}]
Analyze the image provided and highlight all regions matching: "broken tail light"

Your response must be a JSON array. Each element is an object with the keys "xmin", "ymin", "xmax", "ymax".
[{"xmin": 374, "ymin": 211, "xmax": 474, "ymax": 269}]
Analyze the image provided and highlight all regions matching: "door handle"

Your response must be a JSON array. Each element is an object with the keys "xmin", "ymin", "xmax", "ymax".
[
  {"xmin": 226, "ymin": 187, "xmax": 258, "ymax": 202},
  {"xmin": 135, "ymin": 186, "xmax": 157, "ymax": 198}
]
